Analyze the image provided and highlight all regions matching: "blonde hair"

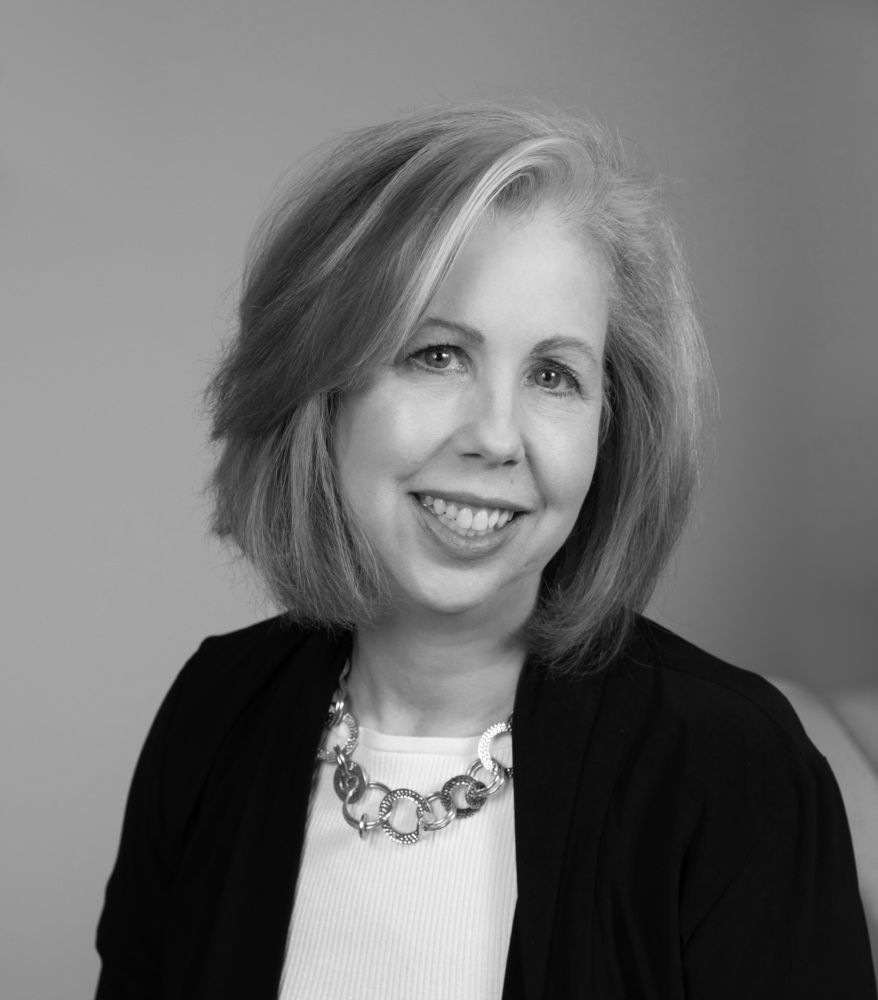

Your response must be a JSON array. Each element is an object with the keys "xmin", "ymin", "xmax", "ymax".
[{"xmin": 207, "ymin": 99, "xmax": 713, "ymax": 674}]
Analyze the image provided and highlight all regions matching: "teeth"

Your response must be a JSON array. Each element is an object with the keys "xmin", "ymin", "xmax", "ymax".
[
  {"xmin": 471, "ymin": 509, "xmax": 489, "ymax": 531},
  {"xmin": 417, "ymin": 495, "xmax": 517, "ymax": 536}
]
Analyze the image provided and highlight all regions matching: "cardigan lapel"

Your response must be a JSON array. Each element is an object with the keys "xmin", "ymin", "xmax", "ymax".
[
  {"xmin": 179, "ymin": 627, "xmax": 348, "ymax": 1000},
  {"xmin": 507, "ymin": 653, "xmax": 642, "ymax": 1000},
  {"xmin": 246, "ymin": 629, "xmax": 351, "ymax": 997}
]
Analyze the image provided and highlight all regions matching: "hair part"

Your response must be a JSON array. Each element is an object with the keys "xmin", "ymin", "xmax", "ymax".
[{"xmin": 206, "ymin": 98, "xmax": 714, "ymax": 674}]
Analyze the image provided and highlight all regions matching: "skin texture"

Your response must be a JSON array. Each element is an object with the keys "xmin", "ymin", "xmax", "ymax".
[{"xmin": 333, "ymin": 209, "xmax": 609, "ymax": 734}]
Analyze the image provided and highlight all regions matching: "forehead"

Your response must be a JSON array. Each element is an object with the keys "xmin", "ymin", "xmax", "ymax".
[{"xmin": 424, "ymin": 210, "xmax": 609, "ymax": 357}]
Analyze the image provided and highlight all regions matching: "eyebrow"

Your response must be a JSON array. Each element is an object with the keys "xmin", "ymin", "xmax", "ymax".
[
  {"xmin": 532, "ymin": 335, "xmax": 601, "ymax": 372},
  {"xmin": 421, "ymin": 317, "xmax": 485, "ymax": 345},
  {"xmin": 420, "ymin": 316, "xmax": 602, "ymax": 371}
]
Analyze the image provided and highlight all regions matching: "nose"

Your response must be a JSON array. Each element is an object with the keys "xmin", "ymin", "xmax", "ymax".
[{"xmin": 452, "ymin": 383, "xmax": 525, "ymax": 466}]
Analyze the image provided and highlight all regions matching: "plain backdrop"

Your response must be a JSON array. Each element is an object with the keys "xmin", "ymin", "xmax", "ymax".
[{"xmin": 2, "ymin": 0, "xmax": 877, "ymax": 996}]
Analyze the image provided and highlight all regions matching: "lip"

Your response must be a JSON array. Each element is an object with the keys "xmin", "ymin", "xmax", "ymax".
[
  {"xmin": 411, "ymin": 494, "xmax": 521, "ymax": 558},
  {"xmin": 412, "ymin": 489, "xmax": 531, "ymax": 513}
]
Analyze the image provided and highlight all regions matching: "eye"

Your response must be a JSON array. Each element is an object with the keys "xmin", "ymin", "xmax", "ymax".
[
  {"xmin": 407, "ymin": 343, "xmax": 467, "ymax": 374},
  {"xmin": 534, "ymin": 368, "xmax": 564, "ymax": 390},
  {"xmin": 530, "ymin": 363, "xmax": 581, "ymax": 394},
  {"xmin": 420, "ymin": 346, "xmax": 454, "ymax": 369}
]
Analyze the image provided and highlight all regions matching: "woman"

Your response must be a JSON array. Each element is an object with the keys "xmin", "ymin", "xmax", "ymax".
[{"xmin": 95, "ymin": 101, "xmax": 876, "ymax": 999}]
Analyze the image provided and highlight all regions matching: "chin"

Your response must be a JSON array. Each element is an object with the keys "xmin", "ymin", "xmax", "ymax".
[
  {"xmin": 403, "ymin": 589, "xmax": 493, "ymax": 619},
  {"xmin": 393, "ymin": 571, "xmax": 538, "ymax": 624}
]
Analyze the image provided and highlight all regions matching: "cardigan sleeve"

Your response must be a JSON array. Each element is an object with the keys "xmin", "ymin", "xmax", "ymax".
[
  {"xmin": 681, "ymin": 751, "xmax": 877, "ymax": 999},
  {"xmin": 94, "ymin": 667, "xmax": 184, "ymax": 1000}
]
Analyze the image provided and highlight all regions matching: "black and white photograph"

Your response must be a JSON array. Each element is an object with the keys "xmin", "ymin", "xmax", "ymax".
[{"xmin": 3, "ymin": 1, "xmax": 877, "ymax": 997}]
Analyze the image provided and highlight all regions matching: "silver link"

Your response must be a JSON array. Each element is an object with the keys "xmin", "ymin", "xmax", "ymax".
[
  {"xmin": 378, "ymin": 788, "xmax": 431, "ymax": 845},
  {"xmin": 342, "ymin": 781, "xmax": 391, "ymax": 836},
  {"xmin": 441, "ymin": 774, "xmax": 486, "ymax": 818},
  {"xmin": 333, "ymin": 759, "xmax": 367, "ymax": 803},
  {"xmin": 317, "ymin": 711, "xmax": 359, "ymax": 762},
  {"xmin": 464, "ymin": 780, "xmax": 489, "ymax": 808},
  {"xmin": 326, "ymin": 693, "xmax": 346, "ymax": 729},
  {"xmin": 420, "ymin": 791, "xmax": 457, "ymax": 832},
  {"xmin": 466, "ymin": 758, "xmax": 506, "ymax": 796},
  {"xmin": 325, "ymin": 660, "xmax": 352, "ymax": 728},
  {"xmin": 478, "ymin": 718, "xmax": 513, "ymax": 779}
]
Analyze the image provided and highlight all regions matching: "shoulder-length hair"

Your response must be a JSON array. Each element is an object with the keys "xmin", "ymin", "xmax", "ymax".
[{"xmin": 206, "ymin": 98, "xmax": 714, "ymax": 676}]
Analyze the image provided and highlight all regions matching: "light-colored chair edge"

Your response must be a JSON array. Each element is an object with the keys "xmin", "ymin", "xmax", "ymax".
[{"xmin": 767, "ymin": 677, "xmax": 878, "ymax": 979}]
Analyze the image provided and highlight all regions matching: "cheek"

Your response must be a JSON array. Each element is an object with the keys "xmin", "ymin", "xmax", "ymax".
[
  {"xmin": 334, "ymin": 386, "xmax": 450, "ymax": 490},
  {"xmin": 536, "ymin": 417, "xmax": 601, "ymax": 510}
]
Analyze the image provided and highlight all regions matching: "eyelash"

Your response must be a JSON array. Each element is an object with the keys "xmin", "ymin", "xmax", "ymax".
[{"xmin": 406, "ymin": 342, "xmax": 583, "ymax": 396}]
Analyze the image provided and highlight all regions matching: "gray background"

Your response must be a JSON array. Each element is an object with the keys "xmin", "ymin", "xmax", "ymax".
[{"xmin": 2, "ymin": 0, "xmax": 876, "ymax": 995}]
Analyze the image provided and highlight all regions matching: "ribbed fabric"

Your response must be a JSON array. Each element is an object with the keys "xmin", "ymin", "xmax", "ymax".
[{"xmin": 278, "ymin": 724, "xmax": 517, "ymax": 1000}]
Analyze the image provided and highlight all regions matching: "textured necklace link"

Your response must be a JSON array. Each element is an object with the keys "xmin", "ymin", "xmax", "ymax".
[{"xmin": 317, "ymin": 664, "xmax": 513, "ymax": 845}]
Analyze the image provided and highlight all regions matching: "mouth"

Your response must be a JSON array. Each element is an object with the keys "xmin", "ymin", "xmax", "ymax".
[{"xmin": 415, "ymin": 493, "xmax": 521, "ymax": 538}]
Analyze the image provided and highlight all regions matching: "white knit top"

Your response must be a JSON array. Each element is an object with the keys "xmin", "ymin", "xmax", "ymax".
[{"xmin": 278, "ymin": 724, "xmax": 517, "ymax": 1000}]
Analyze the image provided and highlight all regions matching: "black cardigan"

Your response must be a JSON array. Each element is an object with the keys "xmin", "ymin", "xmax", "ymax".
[{"xmin": 95, "ymin": 617, "xmax": 877, "ymax": 999}]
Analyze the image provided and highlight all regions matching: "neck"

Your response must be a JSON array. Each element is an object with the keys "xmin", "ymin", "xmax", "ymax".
[{"xmin": 346, "ymin": 610, "xmax": 526, "ymax": 737}]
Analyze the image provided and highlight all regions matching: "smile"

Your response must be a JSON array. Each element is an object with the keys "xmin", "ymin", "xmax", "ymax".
[{"xmin": 416, "ymin": 494, "xmax": 518, "ymax": 538}]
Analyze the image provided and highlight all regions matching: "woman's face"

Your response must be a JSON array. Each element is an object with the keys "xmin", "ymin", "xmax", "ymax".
[{"xmin": 333, "ymin": 209, "xmax": 608, "ymax": 626}]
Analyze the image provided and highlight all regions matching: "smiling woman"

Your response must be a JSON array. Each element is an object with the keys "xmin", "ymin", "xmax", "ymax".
[
  {"xmin": 95, "ymin": 101, "xmax": 877, "ymax": 1000},
  {"xmin": 333, "ymin": 211, "xmax": 607, "ymax": 626},
  {"xmin": 204, "ymin": 102, "xmax": 709, "ymax": 677}
]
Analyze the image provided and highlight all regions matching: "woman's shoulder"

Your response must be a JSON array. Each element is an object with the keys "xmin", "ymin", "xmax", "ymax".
[
  {"xmin": 596, "ymin": 617, "xmax": 838, "ymax": 849},
  {"xmin": 141, "ymin": 618, "xmax": 344, "ymax": 837},
  {"xmin": 627, "ymin": 616, "xmax": 822, "ymax": 770},
  {"xmin": 167, "ymin": 615, "xmax": 339, "ymax": 714},
  {"xmin": 180, "ymin": 613, "xmax": 316, "ymax": 671},
  {"xmin": 527, "ymin": 616, "xmax": 832, "ymax": 822},
  {"xmin": 157, "ymin": 615, "xmax": 349, "ymax": 748}
]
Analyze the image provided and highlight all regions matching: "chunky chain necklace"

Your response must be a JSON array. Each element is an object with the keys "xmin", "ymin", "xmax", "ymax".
[{"xmin": 317, "ymin": 663, "xmax": 513, "ymax": 845}]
